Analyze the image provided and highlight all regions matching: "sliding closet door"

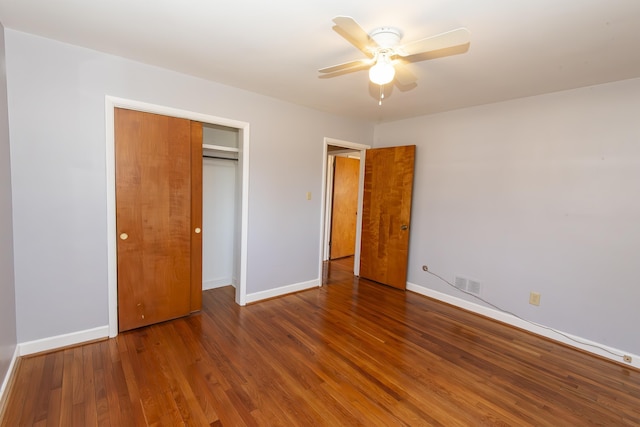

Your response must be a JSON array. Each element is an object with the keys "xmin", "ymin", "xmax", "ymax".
[
  {"xmin": 190, "ymin": 121, "xmax": 203, "ymax": 311},
  {"xmin": 115, "ymin": 108, "xmax": 198, "ymax": 332}
]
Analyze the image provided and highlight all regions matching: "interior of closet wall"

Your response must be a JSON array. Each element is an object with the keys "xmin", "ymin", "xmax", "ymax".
[{"xmin": 202, "ymin": 124, "xmax": 239, "ymax": 290}]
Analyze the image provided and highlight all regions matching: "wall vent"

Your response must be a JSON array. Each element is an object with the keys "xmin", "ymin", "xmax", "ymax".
[
  {"xmin": 467, "ymin": 280, "xmax": 481, "ymax": 295},
  {"xmin": 454, "ymin": 275, "xmax": 481, "ymax": 296}
]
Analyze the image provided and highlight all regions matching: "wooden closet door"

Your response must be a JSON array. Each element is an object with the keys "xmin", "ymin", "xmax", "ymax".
[
  {"xmin": 190, "ymin": 121, "xmax": 203, "ymax": 312},
  {"xmin": 115, "ymin": 108, "xmax": 193, "ymax": 332}
]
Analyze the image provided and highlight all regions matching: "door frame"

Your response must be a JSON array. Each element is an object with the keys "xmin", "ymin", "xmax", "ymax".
[
  {"xmin": 105, "ymin": 96, "xmax": 250, "ymax": 337},
  {"xmin": 318, "ymin": 137, "xmax": 369, "ymax": 278}
]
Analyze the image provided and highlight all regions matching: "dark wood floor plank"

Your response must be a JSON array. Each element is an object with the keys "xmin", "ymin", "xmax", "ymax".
[
  {"xmin": 150, "ymin": 324, "xmax": 214, "ymax": 426},
  {"xmin": 170, "ymin": 320, "xmax": 223, "ymax": 425},
  {"xmin": 32, "ymin": 353, "xmax": 56, "ymax": 424},
  {"xmin": 120, "ymin": 332, "xmax": 165, "ymax": 426},
  {"xmin": 2, "ymin": 256, "xmax": 640, "ymax": 426},
  {"xmin": 92, "ymin": 363, "xmax": 110, "ymax": 426},
  {"xmin": 101, "ymin": 343, "xmax": 127, "ymax": 427},
  {"xmin": 81, "ymin": 345, "xmax": 98, "ymax": 427},
  {"xmin": 57, "ymin": 349, "xmax": 74, "ymax": 426},
  {"xmin": 17, "ymin": 355, "xmax": 46, "ymax": 426},
  {"xmin": 44, "ymin": 387, "xmax": 61, "ymax": 427}
]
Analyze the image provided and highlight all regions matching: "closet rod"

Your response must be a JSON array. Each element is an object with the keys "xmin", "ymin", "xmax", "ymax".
[{"xmin": 203, "ymin": 155, "xmax": 238, "ymax": 161}]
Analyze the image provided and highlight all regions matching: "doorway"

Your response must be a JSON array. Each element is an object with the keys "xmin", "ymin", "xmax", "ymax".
[
  {"xmin": 320, "ymin": 140, "xmax": 416, "ymax": 291},
  {"xmin": 329, "ymin": 155, "xmax": 360, "ymax": 260},
  {"xmin": 105, "ymin": 96, "xmax": 250, "ymax": 337},
  {"xmin": 319, "ymin": 138, "xmax": 370, "ymax": 278}
]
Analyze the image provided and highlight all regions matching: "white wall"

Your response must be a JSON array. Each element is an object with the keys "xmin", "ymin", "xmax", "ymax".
[
  {"xmin": 5, "ymin": 29, "xmax": 373, "ymax": 343},
  {"xmin": 0, "ymin": 23, "xmax": 18, "ymax": 397},
  {"xmin": 374, "ymin": 77, "xmax": 640, "ymax": 356}
]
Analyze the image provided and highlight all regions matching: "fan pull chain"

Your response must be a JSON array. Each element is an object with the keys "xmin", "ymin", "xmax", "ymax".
[{"xmin": 378, "ymin": 85, "xmax": 385, "ymax": 106}]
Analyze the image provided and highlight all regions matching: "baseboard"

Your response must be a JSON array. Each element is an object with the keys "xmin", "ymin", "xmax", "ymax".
[
  {"xmin": 203, "ymin": 277, "xmax": 233, "ymax": 290},
  {"xmin": 245, "ymin": 278, "xmax": 320, "ymax": 304},
  {"xmin": 407, "ymin": 282, "xmax": 640, "ymax": 370},
  {"xmin": 18, "ymin": 325, "xmax": 109, "ymax": 357},
  {"xmin": 0, "ymin": 345, "xmax": 19, "ymax": 420}
]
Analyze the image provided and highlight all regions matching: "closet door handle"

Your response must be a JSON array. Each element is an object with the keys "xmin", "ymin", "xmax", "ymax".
[
  {"xmin": 120, "ymin": 233, "xmax": 129, "ymax": 240},
  {"xmin": 195, "ymin": 227, "xmax": 201, "ymax": 234}
]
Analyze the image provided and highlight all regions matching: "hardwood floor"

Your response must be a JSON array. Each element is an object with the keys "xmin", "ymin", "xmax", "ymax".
[{"xmin": 3, "ymin": 257, "xmax": 639, "ymax": 426}]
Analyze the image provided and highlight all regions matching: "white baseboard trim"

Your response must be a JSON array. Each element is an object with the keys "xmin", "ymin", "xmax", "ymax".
[
  {"xmin": 0, "ymin": 345, "xmax": 19, "ymax": 416},
  {"xmin": 245, "ymin": 278, "xmax": 320, "ymax": 304},
  {"xmin": 18, "ymin": 325, "xmax": 109, "ymax": 357},
  {"xmin": 407, "ymin": 282, "xmax": 639, "ymax": 370},
  {"xmin": 203, "ymin": 277, "xmax": 233, "ymax": 290}
]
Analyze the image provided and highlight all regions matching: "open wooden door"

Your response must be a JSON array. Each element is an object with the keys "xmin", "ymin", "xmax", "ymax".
[
  {"xmin": 115, "ymin": 108, "xmax": 202, "ymax": 332},
  {"xmin": 360, "ymin": 145, "xmax": 415, "ymax": 290},
  {"xmin": 329, "ymin": 156, "xmax": 360, "ymax": 259}
]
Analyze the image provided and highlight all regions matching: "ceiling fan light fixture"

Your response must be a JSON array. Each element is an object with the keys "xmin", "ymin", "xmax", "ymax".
[{"xmin": 369, "ymin": 53, "xmax": 395, "ymax": 85}]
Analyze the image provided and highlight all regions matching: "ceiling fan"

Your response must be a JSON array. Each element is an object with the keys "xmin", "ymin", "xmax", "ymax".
[{"xmin": 319, "ymin": 16, "xmax": 471, "ymax": 88}]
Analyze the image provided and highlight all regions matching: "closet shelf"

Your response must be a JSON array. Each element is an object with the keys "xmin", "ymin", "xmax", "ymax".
[{"xmin": 203, "ymin": 144, "xmax": 239, "ymax": 153}]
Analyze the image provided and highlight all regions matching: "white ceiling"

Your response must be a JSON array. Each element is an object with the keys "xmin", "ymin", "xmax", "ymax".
[{"xmin": 1, "ymin": 0, "xmax": 640, "ymax": 123}]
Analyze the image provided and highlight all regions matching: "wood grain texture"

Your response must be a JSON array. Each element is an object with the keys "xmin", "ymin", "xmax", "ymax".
[
  {"xmin": 0, "ymin": 356, "xmax": 20, "ymax": 422},
  {"xmin": 190, "ymin": 121, "xmax": 203, "ymax": 312},
  {"xmin": 330, "ymin": 156, "xmax": 360, "ymax": 259},
  {"xmin": 3, "ymin": 258, "xmax": 639, "ymax": 426},
  {"xmin": 115, "ymin": 108, "xmax": 192, "ymax": 331},
  {"xmin": 360, "ymin": 145, "xmax": 415, "ymax": 289}
]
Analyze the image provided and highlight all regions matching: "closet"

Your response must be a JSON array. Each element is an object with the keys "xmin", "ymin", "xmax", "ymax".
[
  {"xmin": 114, "ymin": 109, "xmax": 240, "ymax": 332},
  {"xmin": 201, "ymin": 124, "xmax": 239, "ymax": 291}
]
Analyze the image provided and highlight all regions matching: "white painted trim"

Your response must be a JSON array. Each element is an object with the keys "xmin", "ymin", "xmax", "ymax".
[
  {"xmin": 18, "ymin": 326, "xmax": 109, "ymax": 356},
  {"xmin": 354, "ymin": 149, "xmax": 366, "ymax": 277},
  {"xmin": 318, "ymin": 138, "xmax": 370, "ymax": 281},
  {"xmin": 323, "ymin": 154, "xmax": 334, "ymax": 260},
  {"xmin": 407, "ymin": 282, "xmax": 640, "ymax": 370},
  {"xmin": 105, "ymin": 102, "xmax": 117, "ymax": 337},
  {"xmin": 0, "ymin": 345, "xmax": 19, "ymax": 414},
  {"xmin": 245, "ymin": 279, "xmax": 320, "ymax": 304},
  {"xmin": 105, "ymin": 96, "xmax": 250, "ymax": 337},
  {"xmin": 237, "ymin": 125, "xmax": 250, "ymax": 306}
]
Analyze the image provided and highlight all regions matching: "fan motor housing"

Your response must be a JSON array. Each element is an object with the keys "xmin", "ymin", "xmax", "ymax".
[{"xmin": 369, "ymin": 27, "xmax": 403, "ymax": 48}]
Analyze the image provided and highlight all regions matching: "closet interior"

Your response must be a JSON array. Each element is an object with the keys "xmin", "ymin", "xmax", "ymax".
[{"xmin": 202, "ymin": 123, "xmax": 240, "ymax": 291}]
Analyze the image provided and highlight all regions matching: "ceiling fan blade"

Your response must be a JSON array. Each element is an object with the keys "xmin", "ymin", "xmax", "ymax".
[
  {"xmin": 332, "ymin": 16, "xmax": 374, "ymax": 55},
  {"xmin": 402, "ymin": 43, "xmax": 471, "ymax": 63},
  {"xmin": 319, "ymin": 58, "xmax": 374, "ymax": 74},
  {"xmin": 394, "ymin": 63, "xmax": 418, "ymax": 87},
  {"xmin": 398, "ymin": 27, "xmax": 470, "ymax": 57}
]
